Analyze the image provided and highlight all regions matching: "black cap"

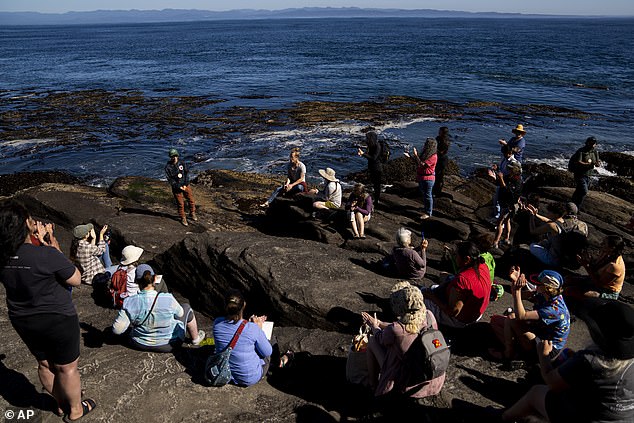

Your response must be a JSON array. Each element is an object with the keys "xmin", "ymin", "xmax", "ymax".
[{"xmin": 585, "ymin": 136, "xmax": 598, "ymax": 146}]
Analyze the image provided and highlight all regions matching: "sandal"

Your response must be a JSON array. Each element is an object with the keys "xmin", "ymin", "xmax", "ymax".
[
  {"xmin": 63, "ymin": 398, "xmax": 97, "ymax": 422},
  {"xmin": 279, "ymin": 350, "xmax": 295, "ymax": 368}
]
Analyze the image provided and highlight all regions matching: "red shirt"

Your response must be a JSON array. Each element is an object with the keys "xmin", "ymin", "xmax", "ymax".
[
  {"xmin": 448, "ymin": 262, "xmax": 492, "ymax": 323},
  {"xmin": 416, "ymin": 154, "xmax": 437, "ymax": 182}
]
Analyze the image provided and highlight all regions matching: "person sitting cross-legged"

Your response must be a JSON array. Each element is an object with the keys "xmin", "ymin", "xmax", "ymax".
[{"xmin": 111, "ymin": 264, "xmax": 204, "ymax": 352}]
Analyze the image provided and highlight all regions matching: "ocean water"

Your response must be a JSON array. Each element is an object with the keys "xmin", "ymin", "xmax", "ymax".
[{"xmin": 0, "ymin": 18, "xmax": 633, "ymax": 186}]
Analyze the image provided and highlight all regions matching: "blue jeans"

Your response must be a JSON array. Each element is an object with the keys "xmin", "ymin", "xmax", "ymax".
[
  {"xmin": 418, "ymin": 180, "xmax": 435, "ymax": 216},
  {"xmin": 529, "ymin": 243, "xmax": 560, "ymax": 267},
  {"xmin": 266, "ymin": 183, "xmax": 305, "ymax": 205},
  {"xmin": 101, "ymin": 242, "xmax": 112, "ymax": 268},
  {"xmin": 572, "ymin": 175, "xmax": 589, "ymax": 209}
]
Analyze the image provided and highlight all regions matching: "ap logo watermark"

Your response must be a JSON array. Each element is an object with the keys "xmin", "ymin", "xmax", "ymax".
[{"xmin": 3, "ymin": 408, "xmax": 41, "ymax": 423}]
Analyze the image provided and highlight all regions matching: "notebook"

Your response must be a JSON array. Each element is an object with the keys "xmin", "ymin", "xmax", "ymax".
[{"xmin": 262, "ymin": 321, "xmax": 274, "ymax": 340}]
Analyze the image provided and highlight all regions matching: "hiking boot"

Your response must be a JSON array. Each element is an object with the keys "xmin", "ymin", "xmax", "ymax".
[
  {"xmin": 190, "ymin": 213, "xmax": 198, "ymax": 221},
  {"xmin": 181, "ymin": 218, "xmax": 189, "ymax": 226},
  {"xmin": 192, "ymin": 330, "xmax": 205, "ymax": 346}
]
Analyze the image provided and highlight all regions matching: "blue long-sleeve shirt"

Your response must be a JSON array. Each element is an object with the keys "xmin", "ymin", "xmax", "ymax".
[{"xmin": 213, "ymin": 318, "xmax": 273, "ymax": 386}]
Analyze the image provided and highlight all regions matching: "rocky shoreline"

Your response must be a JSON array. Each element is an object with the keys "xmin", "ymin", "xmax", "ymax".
[{"xmin": 0, "ymin": 160, "xmax": 632, "ymax": 422}]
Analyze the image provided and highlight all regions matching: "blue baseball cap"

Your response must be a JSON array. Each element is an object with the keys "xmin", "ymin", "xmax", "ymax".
[
  {"xmin": 135, "ymin": 264, "xmax": 155, "ymax": 280},
  {"xmin": 530, "ymin": 270, "xmax": 563, "ymax": 289}
]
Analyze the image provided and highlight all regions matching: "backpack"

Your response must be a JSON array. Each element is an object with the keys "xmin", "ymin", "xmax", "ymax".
[
  {"xmin": 92, "ymin": 271, "xmax": 113, "ymax": 308},
  {"xmin": 204, "ymin": 320, "xmax": 247, "ymax": 387},
  {"xmin": 400, "ymin": 314, "xmax": 450, "ymax": 390},
  {"xmin": 568, "ymin": 149, "xmax": 583, "ymax": 173},
  {"xmin": 379, "ymin": 139, "xmax": 390, "ymax": 164},
  {"xmin": 109, "ymin": 266, "xmax": 128, "ymax": 309}
]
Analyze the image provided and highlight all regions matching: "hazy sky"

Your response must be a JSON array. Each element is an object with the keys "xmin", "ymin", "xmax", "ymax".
[{"xmin": 1, "ymin": 1, "xmax": 633, "ymax": 16}]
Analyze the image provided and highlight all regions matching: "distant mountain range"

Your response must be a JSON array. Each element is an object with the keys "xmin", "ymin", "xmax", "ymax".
[{"xmin": 0, "ymin": 7, "xmax": 600, "ymax": 26}]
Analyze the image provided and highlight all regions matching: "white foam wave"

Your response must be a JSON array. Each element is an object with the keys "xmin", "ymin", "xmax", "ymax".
[
  {"xmin": 538, "ymin": 157, "xmax": 617, "ymax": 177},
  {"xmin": 2, "ymin": 138, "xmax": 57, "ymax": 148}
]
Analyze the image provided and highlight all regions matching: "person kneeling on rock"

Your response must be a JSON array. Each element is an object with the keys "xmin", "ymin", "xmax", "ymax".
[
  {"xmin": 111, "ymin": 264, "xmax": 204, "ymax": 352},
  {"xmin": 423, "ymin": 241, "xmax": 492, "ymax": 329}
]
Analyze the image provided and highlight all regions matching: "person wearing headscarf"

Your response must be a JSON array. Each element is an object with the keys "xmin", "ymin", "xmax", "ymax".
[
  {"xmin": 410, "ymin": 137, "xmax": 437, "ymax": 219},
  {"xmin": 502, "ymin": 301, "xmax": 634, "ymax": 423},
  {"xmin": 361, "ymin": 281, "xmax": 445, "ymax": 398}
]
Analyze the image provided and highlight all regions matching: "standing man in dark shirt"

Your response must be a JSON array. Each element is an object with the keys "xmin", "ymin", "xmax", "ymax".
[
  {"xmin": 570, "ymin": 136, "xmax": 601, "ymax": 210},
  {"xmin": 164, "ymin": 148, "xmax": 197, "ymax": 226},
  {"xmin": 357, "ymin": 131, "xmax": 383, "ymax": 205},
  {"xmin": 433, "ymin": 126, "xmax": 452, "ymax": 197}
]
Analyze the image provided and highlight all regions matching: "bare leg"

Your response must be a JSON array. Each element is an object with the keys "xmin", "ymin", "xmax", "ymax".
[
  {"xmin": 350, "ymin": 216, "xmax": 360, "ymax": 237},
  {"xmin": 510, "ymin": 319, "xmax": 536, "ymax": 353},
  {"xmin": 504, "ymin": 219, "xmax": 512, "ymax": 243},
  {"xmin": 503, "ymin": 384, "xmax": 549, "ymax": 422},
  {"xmin": 356, "ymin": 212, "xmax": 365, "ymax": 237},
  {"xmin": 493, "ymin": 216, "xmax": 507, "ymax": 246},
  {"xmin": 313, "ymin": 201, "xmax": 328, "ymax": 210},
  {"xmin": 186, "ymin": 315, "xmax": 199, "ymax": 340},
  {"xmin": 51, "ymin": 359, "xmax": 84, "ymax": 420},
  {"xmin": 38, "ymin": 360, "xmax": 63, "ymax": 415}
]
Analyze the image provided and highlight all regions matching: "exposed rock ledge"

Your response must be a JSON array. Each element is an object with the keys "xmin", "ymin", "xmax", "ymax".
[{"xmin": 0, "ymin": 163, "xmax": 632, "ymax": 422}]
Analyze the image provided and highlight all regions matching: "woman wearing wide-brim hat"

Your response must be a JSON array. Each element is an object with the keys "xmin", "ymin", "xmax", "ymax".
[
  {"xmin": 311, "ymin": 167, "xmax": 342, "ymax": 211},
  {"xmin": 502, "ymin": 301, "xmax": 634, "ymax": 422},
  {"xmin": 498, "ymin": 124, "xmax": 527, "ymax": 163}
]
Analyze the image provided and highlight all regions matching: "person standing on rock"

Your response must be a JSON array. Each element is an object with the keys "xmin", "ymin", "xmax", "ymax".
[
  {"xmin": 407, "ymin": 137, "xmax": 437, "ymax": 219},
  {"xmin": 499, "ymin": 124, "xmax": 527, "ymax": 164},
  {"xmin": 433, "ymin": 126, "xmax": 452, "ymax": 197},
  {"xmin": 164, "ymin": 148, "xmax": 197, "ymax": 226},
  {"xmin": 357, "ymin": 131, "xmax": 383, "ymax": 205},
  {"xmin": 569, "ymin": 136, "xmax": 601, "ymax": 210},
  {"xmin": 0, "ymin": 200, "xmax": 97, "ymax": 421}
]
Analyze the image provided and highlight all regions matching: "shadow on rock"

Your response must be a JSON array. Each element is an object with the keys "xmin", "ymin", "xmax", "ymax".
[
  {"xmin": 457, "ymin": 365, "xmax": 527, "ymax": 408},
  {"xmin": 0, "ymin": 354, "xmax": 52, "ymax": 413},
  {"xmin": 267, "ymin": 353, "xmax": 373, "ymax": 419}
]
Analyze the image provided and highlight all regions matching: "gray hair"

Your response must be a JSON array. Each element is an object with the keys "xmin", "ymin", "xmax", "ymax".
[{"xmin": 396, "ymin": 227, "xmax": 412, "ymax": 247}]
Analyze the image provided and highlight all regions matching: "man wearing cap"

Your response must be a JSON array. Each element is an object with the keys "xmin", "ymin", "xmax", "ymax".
[
  {"xmin": 72, "ymin": 223, "xmax": 110, "ymax": 285},
  {"xmin": 311, "ymin": 167, "xmax": 342, "ymax": 211},
  {"xmin": 164, "ymin": 149, "xmax": 197, "ymax": 226},
  {"xmin": 569, "ymin": 136, "xmax": 601, "ymax": 210},
  {"xmin": 499, "ymin": 124, "xmax": 527, "ymax": 163}
]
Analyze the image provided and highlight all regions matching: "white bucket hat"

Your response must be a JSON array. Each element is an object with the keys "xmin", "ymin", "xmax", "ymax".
[{"xmin": 121, "ymin": 245, "xmax": 144, "ymax": 265}]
